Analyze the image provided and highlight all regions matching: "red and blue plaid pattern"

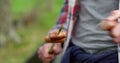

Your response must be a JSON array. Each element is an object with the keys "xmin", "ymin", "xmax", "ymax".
[{"xmin": 56, "ymin": 0, "xmax": 80, "ymax": 25}]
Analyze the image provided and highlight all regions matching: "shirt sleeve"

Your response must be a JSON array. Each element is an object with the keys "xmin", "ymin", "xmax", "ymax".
[
  {"xmin": 52, "ymin": 0, "xmax": 69, "ymax": 31},
  {"xmin": 57, "ymin": 0, "xmax": 69, "ymax": 25}
]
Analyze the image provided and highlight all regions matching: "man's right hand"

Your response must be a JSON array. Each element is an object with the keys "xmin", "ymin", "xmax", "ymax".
[
  {"xmin": 45, "ymin": 29, "xmax": 67, "ymax": 43},
  {"xmin": 38, "ymin": 29, "xmax": 66, "ymax": 63},
  {"xmin": 38, "ymin": 43, "xmax": 62, "ymax": 63}
]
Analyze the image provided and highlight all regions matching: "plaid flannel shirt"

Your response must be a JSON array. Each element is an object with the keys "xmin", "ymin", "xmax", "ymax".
[{"xmin": 54, "ymin": 0, "xmax": 80, "ymax": 31}]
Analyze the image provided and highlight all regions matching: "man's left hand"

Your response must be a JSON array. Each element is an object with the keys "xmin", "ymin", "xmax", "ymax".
[{"xmin": 105, "ymin": 10, "xmax": 120, "ymax": 43}]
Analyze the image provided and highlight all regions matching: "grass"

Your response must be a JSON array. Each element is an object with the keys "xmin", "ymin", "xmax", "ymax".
[{"xmin": 0, "ymin": 0, "xmax": 63, "ymax": 63}]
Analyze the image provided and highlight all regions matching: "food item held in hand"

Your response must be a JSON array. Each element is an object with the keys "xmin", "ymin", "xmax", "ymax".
[
  {"xmin": 99, "ymin": 21, "xmax": 118, "ymax": 30},
  {"xmin": 57, "ymin": 31, "xmax": 66, "ymax": 39},
  {"xmin": 45, "ymin": 35, "xmax": 65, "ymax": 43},
  {"xmin": 45, "ymin": 31, "xmax": 66, "ymax": 43},
  {"xmin": 45, "ymin": 36, "xmax": 51, "ymax": 42}
]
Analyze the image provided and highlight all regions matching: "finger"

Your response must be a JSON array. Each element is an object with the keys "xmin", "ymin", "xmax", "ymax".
[
  {"xmin": 38, "ymin": 47, "xmax": 44, "ymax": 60},
  {"xmin": 53, "ymin": 43, "xmax": 62, "ymax": 54},
  {"xmin": 42, "ymin": 50, "xmax": 54, "ymax": 63},
  {"xmin": 38, "ymin": 44, "xmax": 55, "ymax": 63},
  {"xmin": 106, "ymin": 10, "xmax": 120, "ymax": 21},
  {"xmin": 111, "ymin": 23, "xmax": 120, "ymax": 37},
  {"xmin": 43, "ymin": 44, "xmax": 55, "ymax": 58},
  {"xmin": 110, "ymin": 23, "xmax": 120, "ymax": 44},
  {"xmin": 38, "ymin": 52, "xmax": 43, "ymax": 60}
]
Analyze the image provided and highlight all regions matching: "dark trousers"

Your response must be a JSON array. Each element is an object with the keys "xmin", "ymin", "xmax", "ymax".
[{"xmin": 61, "ymin": 46, "xmax": 118, "ymax": 63}]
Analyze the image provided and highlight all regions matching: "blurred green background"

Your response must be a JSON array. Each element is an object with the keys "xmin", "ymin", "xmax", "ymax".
[{"xmin": 0, "ymin": 0, "xmax": 63, "ymax": 63}]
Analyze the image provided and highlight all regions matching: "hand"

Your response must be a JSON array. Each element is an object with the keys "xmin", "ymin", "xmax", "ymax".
[
  {"xmin": 100, "ymin": 10, "xmax": 120, "ymax": 43},
  {"xmin": 108, "ymin": 10, "xmax": 120, "ymax": 43},
  {"xmin": 38, "ymin": 43, "xmax": 62, "ymax": 63},
  {"xmin": 45, "ymin": 29, "xmax": 67, "ymax": 43},
  {"xmin": 111, "ymin": 23, "xmax": 120, "ymax": 43}
]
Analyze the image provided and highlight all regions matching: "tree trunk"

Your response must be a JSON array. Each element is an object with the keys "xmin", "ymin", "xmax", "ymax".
[{"xmin": 0, "ymin": 0, "xmax": 21, "ymax": 46}]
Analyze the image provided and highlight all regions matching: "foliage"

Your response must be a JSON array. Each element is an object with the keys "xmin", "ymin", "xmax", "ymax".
[{"xmin": 0, "ymin": 0, "xmax": 63, "ymax": 63}]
